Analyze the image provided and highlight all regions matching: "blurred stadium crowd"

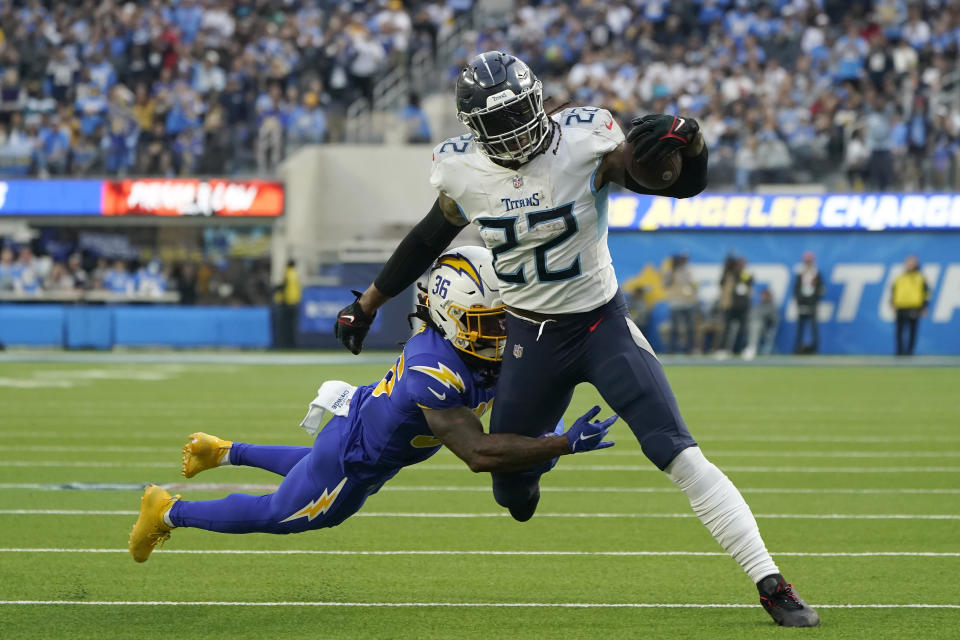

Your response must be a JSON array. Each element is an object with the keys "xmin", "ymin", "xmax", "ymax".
[
  {"xmin": 0, "ymin": 0, "xmax": 463, "ymax": 177},
  {"xmin": 458, "ymin": 0, "xmax": 960, "ymax": 191},
  {"xmin": 0, "ymin": 1, "xmax": 957, "ymax": 191},
  {"xmin": 0, "ymin": 234, "xmax": 274, "ymax": 305}
]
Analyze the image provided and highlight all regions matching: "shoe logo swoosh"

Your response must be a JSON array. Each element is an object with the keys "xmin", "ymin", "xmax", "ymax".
[{"xmin": 428, "ymin": 387, "xmax": 446, "ymax": 401}]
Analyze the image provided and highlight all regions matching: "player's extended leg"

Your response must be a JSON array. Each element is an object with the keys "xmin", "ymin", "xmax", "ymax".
[
  {"xmin": 229, "ymin": 442, "xmax": 312, "ymax": 476},
  {"xmin": 182, "ymin": 432, "xmax": 312, "ymax": 478},
  {"xmin": 489, "ymin": 314, "xmax": 577, "ymax": 521},
  {"xmin": 130, "ymin": 418, "xmax": 382, "ymax": 562},
  {"xmin": 582, "ymin": 295, "xmax": 819, "ymax": 627}
]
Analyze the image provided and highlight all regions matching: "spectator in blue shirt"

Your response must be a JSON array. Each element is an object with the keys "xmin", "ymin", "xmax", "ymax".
[
  {"xmin": 103, "ymin": 259, "xmax": 134, "ymax": 295},
  {"xmin": 88, "ymin": 51, "xmax": 117, "ymax": 94},
  {"xmin": 287, "ymin": 91, "xmax": 327, "ymax": 147},
  {"xmin": 833, "ymin": 24, "xmax": 868, "ymax": 82},
  {"xmin": 37, "ymin": 114, "xmax": 70, "ymax": 175},
  {"xmin": 76, "ymin": 84, "xmax": 108, "ymax": 137},
  {"xmin": 136, "ymin": 260, "xmax": 167, "ymax": 297},
  {"xmin": 0, "ymin": 247, "xmax": 16, "ymax": 291},
  {"xmin": 165, "ymin": 87, "xmax": 201, "ymax": 137},
  {"xmin": 71, "ymin": 134, "xmax": 101, "ymax": 175},
  {"xmin": 399, "ymin": 93, "xmax": 430, "ymax": 144},
  {"xmin": 724, "ymin": 2, "xmax": 755, "ymax": 44},
  {"xmin": 173, "ymin": 0, "xmax": 204, "ymax": 44},
  {"xmin": 0, "ymin": 69, "xmax": 26, "ymax": 124},
  {"xmin": 103, "ymin": 114, "xmax": 137, "ymax": 175},
  {"xmin": 15, "ymin": 247, "xmax": 40, "ymax": 294},
  {"xmin": 864, "ymin": 96, "xmax": 896, "ymax": 191}
]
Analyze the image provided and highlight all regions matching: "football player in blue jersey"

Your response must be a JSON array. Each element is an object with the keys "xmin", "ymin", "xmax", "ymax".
[
  {"xmin": 334, "ymin": 52, "xmax": 819, "ymax": 627},
  {"xmin": 129, "ymin": 247, "xmax": 616, "ymax": 563}
]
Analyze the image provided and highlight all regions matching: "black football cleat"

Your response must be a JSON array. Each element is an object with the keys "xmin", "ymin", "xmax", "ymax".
[
  {"xmin": 507, "ymin": 487, "xmax": 540, "ymax": 522},
  {"xmin": 757, "ymin": 574, "xmax": 820, "ymax": 627}
]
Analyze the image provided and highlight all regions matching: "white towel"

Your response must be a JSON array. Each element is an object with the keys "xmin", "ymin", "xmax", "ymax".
[{"xmin": 299, "ymin": 380, "xmax": 357, "ymax": 436}]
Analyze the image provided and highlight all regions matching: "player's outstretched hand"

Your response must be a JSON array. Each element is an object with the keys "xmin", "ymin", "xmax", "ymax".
[
  {"xmin": 334, "ymin": 290, "xmax": 376, "ymax": 355},
  {"xmin": 627, "ymin": 113, "xmax": 701, "ymax": 163},
  {"xmin": 564, "ymin": 405, "xmax": 617, "ymax": 453}
]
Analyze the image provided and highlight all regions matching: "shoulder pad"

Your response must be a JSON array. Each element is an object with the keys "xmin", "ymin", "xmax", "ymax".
[
  {"xmin": 431, "ymin": 134, "xmax": 475, "ymax": 162},
  {"xmin": 556, "ymin": 106, "xmax": 611, "ymax": 130},
  {"xmin": 554, "ymin": 106, "xmax": 624, "ymax": 157},
  {"xmin": 430, "ymin": 134, "xmax": 477, "ymax": 203}
]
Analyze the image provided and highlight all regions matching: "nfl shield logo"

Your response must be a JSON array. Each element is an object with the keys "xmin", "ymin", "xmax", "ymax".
[
  {"xmin": 513, "ymin": 344, "xmax": 524, "ymax": 359},
  {"xmin": 512, "ymin": 175, "xmax": 523, "ymax": 189}
]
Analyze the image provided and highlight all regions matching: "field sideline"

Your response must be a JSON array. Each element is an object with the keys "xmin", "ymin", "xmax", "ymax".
[{"xmin": 1, "ymin": 357, "xmax": 958, "ymax": 639}]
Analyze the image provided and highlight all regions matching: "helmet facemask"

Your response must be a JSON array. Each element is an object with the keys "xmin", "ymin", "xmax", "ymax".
[
  {"xmin": 444, "ymin": 303, "xmax": 507, "ymax": 362},
  {"xmin": 458, "ymin": 80, "xmax": 549, "ymax": 164}
]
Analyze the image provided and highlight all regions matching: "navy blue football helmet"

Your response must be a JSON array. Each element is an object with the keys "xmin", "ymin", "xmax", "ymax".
[{"xmin": 455, "ymin": 51, "xmax": 550, "ymax": 164}]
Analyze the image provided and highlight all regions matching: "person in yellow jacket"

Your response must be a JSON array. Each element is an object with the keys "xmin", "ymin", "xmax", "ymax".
[
  {"xmin": 890, "ymin": 255, "xmax": 929, "ymax": 356},
  {"xmin": 274, "ymin": 259, "xmax": 302, "ymax": 348}
]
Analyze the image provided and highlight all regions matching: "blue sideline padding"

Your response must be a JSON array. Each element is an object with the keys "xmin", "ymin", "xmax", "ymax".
[
  {"xmin": 0, "ymin": 304, "xmax": 271, "ymax": 349},
  {"xmin": 0, "ymin": 304, "xmax": 65, "ymax": 346},
  {"xmin": 113, "ymin": 307, "xmax": 271, "ymax": 348},
  {"xmin": 64, "ymin": 307, "xmax": 113, "ymax": 350}
]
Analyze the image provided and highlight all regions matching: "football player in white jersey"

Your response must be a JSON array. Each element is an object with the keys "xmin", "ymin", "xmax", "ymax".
[{"xmin": 335, "ymin": 51, "xmax": 818, "ymax": 627}]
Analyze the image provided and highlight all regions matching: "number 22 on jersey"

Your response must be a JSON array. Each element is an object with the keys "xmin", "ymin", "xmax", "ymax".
[{"xmin": 476, "ymin": 202, "xmax": 581, "ymax": 284}]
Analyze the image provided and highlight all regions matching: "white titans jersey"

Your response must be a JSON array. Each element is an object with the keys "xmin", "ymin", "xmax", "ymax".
[{"xmin": 430, "ymin": 107, "xmax": 624, "ymax": 314}]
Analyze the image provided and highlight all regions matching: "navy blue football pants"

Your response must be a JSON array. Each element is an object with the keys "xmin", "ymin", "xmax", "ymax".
[
  {"xmin": 169, "ymin": 416, "xmax": 390, "ymax": 534},
  {"xmin": 489, "ymin": 293, "xmax": 696, "ymax": 510}
]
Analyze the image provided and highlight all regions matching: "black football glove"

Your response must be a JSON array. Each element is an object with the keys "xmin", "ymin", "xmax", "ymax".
[
  {"xmin": 626, "ymin": 113, "xmax": 701, "ymax": 163},
  {"xmin": 334, "ymin": 290, "xmax": 376, "ymax": 355}
]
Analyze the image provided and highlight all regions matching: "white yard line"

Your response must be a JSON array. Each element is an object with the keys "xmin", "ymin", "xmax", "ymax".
[
  {"xmin": 404, "ymin": 464, "xmax": 960, "ymax": 473},
  {"xmin": 0, "ymin": 445, "xmax": 170, "ymax": 453},
  {"xmin": 2, "ymin": 509, "xmax": 959, "ymax": 520},
  {"xmin": 3, "ymin": 460, "xmax": 960, "ymax": 472},
  {"xmin": 3, "ymin": 433, "xmax": 959, "ymax": 444},
  {"xmin": 385, "ymin": 486, "xmax": 960, "ymax": 495},
  {"xmin": 3, "ymin": 445, "xmax": 960, "ymax": 458},
  {"xmin": 2, "ymin": 483, "xmax": 959, "ymax": 496},
  {"xmin": 0, "ymin": 599, "xmax": 956, "ymax": 609},
  {"xmin": 1, "ymin": 548, "xmax": 958, "ymax": 558},
  {"xmin": 0, "ymin": 461, "xmax": 175, "ymax": 468}
]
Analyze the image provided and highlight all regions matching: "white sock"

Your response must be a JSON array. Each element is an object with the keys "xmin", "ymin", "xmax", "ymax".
[
  {"xmin": 218, "ymin": 446, "xmax": 232, "ymax": 466},
  {"xmin": 665, "ymin": 446, "xmax": 779, "ymax": 584},
  {"xmin": 162, "ymin": 507, "xmax": 175, "ymax": 528}
]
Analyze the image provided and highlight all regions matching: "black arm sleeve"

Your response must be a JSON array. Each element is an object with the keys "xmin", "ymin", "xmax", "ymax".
[
  {"xmin": 624, "ymin": 146, "xmax": 709, "ymax": 199},
  {"xmin": 373, "ymin": 198, "xmax": 466, "ymax": 297}
]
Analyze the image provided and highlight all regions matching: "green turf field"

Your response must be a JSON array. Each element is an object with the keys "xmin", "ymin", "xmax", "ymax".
[{"xmin": 1, "ymin": 358, "xmax": 958, "ymax": 639}]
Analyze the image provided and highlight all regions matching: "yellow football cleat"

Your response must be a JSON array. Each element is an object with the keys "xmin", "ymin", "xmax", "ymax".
[
  {"xmin": 129, "ymin": 484, "xmax": 179, "ymax": 563},
  {"xmin": 181, "ymin": 432, "xmax": 233, "ymax": 478}
]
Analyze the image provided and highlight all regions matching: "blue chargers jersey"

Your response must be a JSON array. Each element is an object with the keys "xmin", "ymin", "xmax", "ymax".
[{"xmin": 341, "ymin": 326, "xmax": 495, "ymax": 483}]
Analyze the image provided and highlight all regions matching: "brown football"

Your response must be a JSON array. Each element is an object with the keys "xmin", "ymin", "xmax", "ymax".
[{"xmin": 625, "ymin": 146, "xmax": 682, "ymax": 190}]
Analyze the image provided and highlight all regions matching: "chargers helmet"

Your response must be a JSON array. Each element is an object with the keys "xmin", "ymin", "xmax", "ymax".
[
  {"xmin": 425, "ymin": 246, "xmax": 506, "ymax": 363},
  {"xmin": 455, "ymin": 51, "xmax": 550, "ymax": 164}
]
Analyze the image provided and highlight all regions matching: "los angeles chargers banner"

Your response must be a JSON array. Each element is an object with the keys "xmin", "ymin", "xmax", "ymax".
[
  {"xmin": 0, "ymin": 179, "xmax": 284, "ymax": 217},
  {"xmin": 607, "ymin": 231, "xmax": 960, "ymax": 355},
  {"xmin": 609, "ymin": 192, "xmax": 960, "ymax": 230}
]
